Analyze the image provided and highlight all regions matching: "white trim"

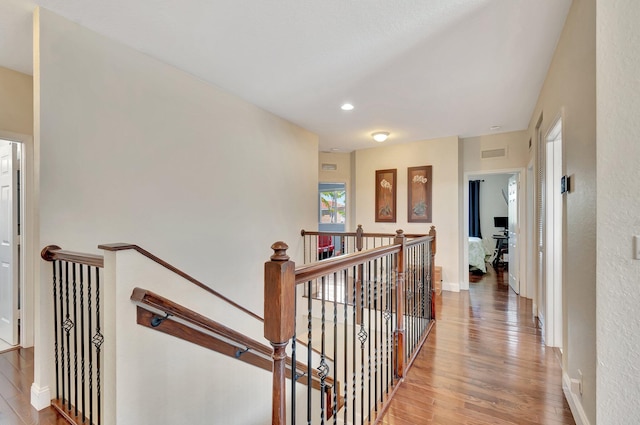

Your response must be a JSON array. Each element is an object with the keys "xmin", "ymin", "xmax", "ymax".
[
  {"xmin": 442, "ymin": 281, "xmax": 460, "ymax": 292},
  {"xmin": 30, "ymin": 383, "xmax": 51, "ymax": 410},
  {"xmin": 562, "ymin": 372, "xmax": 590, "ymax": 425}
]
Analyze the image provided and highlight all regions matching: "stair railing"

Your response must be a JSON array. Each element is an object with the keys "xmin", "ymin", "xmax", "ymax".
[
  {"xmin": 265, "ymin": 227, "xmax": 436, "ymax": 425},
  {"xmin": 41, "ymin": 245, "xmax": 105, "ymax": 425}
]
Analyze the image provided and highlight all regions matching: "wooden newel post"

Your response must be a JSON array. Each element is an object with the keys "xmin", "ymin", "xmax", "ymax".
[
  {"xmin": 394, "ymin": 229, "xmax": 406, "ymax": 379},
  {"xmin": 264, "ymin": 242, "xmax": 296, "ymax": 425}
]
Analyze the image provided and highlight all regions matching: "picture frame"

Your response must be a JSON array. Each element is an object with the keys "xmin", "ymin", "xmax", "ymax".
[
  {"xmin": 375, "ymin": 169, "xmax": 397, "ymax": 222},
  {"xmin": 408, "ymin": 165, "xmax": 432, "ymax": 222}
]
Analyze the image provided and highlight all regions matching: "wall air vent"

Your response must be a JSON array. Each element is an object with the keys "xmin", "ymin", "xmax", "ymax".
[
  {"xmin": 481, "ymin": 148, "xmax": 507, "ymax": 159},
  {"xmin": 321, "ymin": 163, "xmax": 337, "ymax": 171}
]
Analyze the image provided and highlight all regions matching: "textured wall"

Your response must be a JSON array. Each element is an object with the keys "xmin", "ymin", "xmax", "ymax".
[
  {"xmin": 34, "ymin": 7, "xmax": 318, "ymax": 422},
  {"xmin": 355, "ymin": 136, "xmax": 460, "ymax": 290},
  {"xmin": 526, "ymin": 0, "xmax": 597, "ymax": 422},
  {"xmin": 597, "ymin": 0, "xmax": 640, "ymax": 423}
]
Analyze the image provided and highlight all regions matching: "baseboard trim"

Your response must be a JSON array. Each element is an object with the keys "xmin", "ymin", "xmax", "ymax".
[
  {"xmin": 30, "ymin": 383, "xmax": 51, "ymax": 410},
  {"xmin": 442, "ymin": 281, "xmax": 460, "ymax": 292},
  {"xmin": 562, "ymin": 372, "xmax": 590, "ymax": 425}
]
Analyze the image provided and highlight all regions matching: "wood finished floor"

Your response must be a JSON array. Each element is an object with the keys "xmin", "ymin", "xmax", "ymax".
[
  {"xmin": 0, "ymin": 347, "xmax": 67, "ymax": 425},
  {"xmin": 379, "ymin": 266, "xmax": 576, "ymax": 425}
]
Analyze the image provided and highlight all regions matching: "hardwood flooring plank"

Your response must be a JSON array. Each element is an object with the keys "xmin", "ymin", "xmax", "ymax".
[{"xmin": 379, "ymin": 266, "xmax": 576, "ymax": 425}]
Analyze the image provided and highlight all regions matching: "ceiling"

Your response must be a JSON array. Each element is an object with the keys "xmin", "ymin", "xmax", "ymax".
[{"xmin": 0, "ymin": 0, "xmax": 572, "ymax": 152}]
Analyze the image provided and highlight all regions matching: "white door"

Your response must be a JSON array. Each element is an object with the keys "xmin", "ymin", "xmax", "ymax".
[
  {"xmin": 0, "ymin": 141, "xmax": 18, "ymax": 346},
  {"xmin": 508, "ymin": 175, "xmax": 519, "ymax": 294}
]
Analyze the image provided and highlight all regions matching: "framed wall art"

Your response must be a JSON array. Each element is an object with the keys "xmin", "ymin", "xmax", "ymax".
[
  {"xmin": 408, "ymin": 165, "xmax": 432, "ymax": 222},
  {"xmin": 375, "ymin": 169, "xmax": 396, "ymax": 222}
]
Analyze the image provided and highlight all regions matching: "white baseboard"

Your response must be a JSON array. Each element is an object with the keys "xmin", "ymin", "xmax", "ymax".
[
  {"xmin": 442, "ymin": 281, "xmax": 460, "ymax": 292},
  {"xmin": 30, "ymin": 383, "xmax": 51, "ymax": 410},
  {"xmin": 562, "ymin": 372, "xmax": 590, "ymax": 425}
]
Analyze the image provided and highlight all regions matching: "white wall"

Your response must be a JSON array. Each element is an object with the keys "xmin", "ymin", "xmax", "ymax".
[
  {"xmin": 526, "ymin": 0, "xmax": 596, "ymax": 423},
  {"xmin": 462, "ymin": 131, "xmax": 529, "ymax": 173},
  {"xmin": 34, "ymin": 7, "xmax": 318, "ymax": 419},
  {"xmin": 354, "ymin": 136, "xmax": 460, "ymax": 291},
  {"xmin": 597, "ymin": 0, "xmax": 640, "ymax": 423},
  {"xmin": 0, "ymin": 66, "xmax": 33, "ymax": 136}
]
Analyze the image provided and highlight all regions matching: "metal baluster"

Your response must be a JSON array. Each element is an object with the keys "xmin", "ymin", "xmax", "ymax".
[
  {"xmin": 352, "ymin": 265, "xmax": 357, "ymax": 425},
  {"xmin": 307, "ymin": 279, "xmax": 312, "ymax": 425},
  {"xmin": 80, "ymin": 265, "xmax": 86, "ymax": 423},
  {"xmin": 87, "ymin": 266, "xmax": 93, "ymax": 425},
  {"xmin": 343, "ymin": 268, "xmax": 349, "ymax": 425},
  {"xmin": 65, "ymin": 261, "xmax": 71, "ymax": 410},
  {"xmin": 72, "ymin": 264, "xmax": 78, "ymax": 416},
  {"xmin": 94, "ymin": 267, "xmax": 103, "ymax": 425},
  {"xmin": 332, "ymin": 271, "xmax": 338, "ymax": 425},
  {"xmin": 291, "ymin": 289, "xmax": 297, "ymax": 425},
  {"xmin": 319, "ymin": 276, "xmax": 327, "ymax": 425},
  {"xmin": 359, "ymin": 266, "xmax": 367, "ymax": 425},
  {"xmin": 367, "ymin": 261, "xmax": 372, "ymax": 420},
  {"xmin": 373, "ymin": 258, "xmax": 379, "ymax": 412}
]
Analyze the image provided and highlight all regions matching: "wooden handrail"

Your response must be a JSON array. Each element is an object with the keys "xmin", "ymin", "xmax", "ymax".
[
  {"xmin": 131, "ymin": 288, "xmax": 337, "ymax": 392},
  {"xmin": 99, "ymin": 243, "xmax": 263, "ymax": 322},
  {"xmin": 295, "ymin": 244, "xmax": 401, "ymax": 284},
  {"xmin": 301, "ymin": 224, "xmax": 432, "ymax": 240},
  {"xmin": 41, "ymin": 245, "xmax": 104, "ymax": 268}
]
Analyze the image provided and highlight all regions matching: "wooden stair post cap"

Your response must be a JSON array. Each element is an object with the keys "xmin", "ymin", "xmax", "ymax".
[{"xmin": 270, "ymin": 242, "xmax": 290, "ymax": 261}]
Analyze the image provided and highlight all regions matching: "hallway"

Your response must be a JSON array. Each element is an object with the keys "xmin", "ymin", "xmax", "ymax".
[{"xmin": 380, "ymin": 266, "xmax": 575, "ymax": 424}]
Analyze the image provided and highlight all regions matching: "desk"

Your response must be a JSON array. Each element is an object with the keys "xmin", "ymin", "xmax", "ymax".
[{"xmin": 492, "ymin": 234, "xmax": 508, "ymax": 269}]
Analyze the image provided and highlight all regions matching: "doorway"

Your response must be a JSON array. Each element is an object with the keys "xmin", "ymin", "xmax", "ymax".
[
  {"xmin": 318, "ymin": 183, "xmax": 346, "ymax": 255},
  {"xmin": 0, "ymin": 139, "xmax": 23, "ymax": 348},
  {"xmin": 463, "ymin": 169, "xmax": 525, "ymax": 293}
]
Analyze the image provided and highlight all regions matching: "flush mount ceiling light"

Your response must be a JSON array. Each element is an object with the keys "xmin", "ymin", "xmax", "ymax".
[
  {"xmin": 341, "ymin": 103, "xmax": 354, "ymax": 111},
  {"xmin": 490, "ymin": 125, "xmax": 502, "ymax": 131},
  {"xmin": 372, "ymin": 131, "xmax": 390, "ymax": 142}
]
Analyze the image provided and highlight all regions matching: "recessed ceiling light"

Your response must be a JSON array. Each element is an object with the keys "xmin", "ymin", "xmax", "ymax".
[
  {"xmin": 490, "ymin": 125, "xmax": 502, "ymax": 131},
  {"xmin": 330, "ymin": 148, "xmax": 340, "ymax": 152},
  {"xmin": 341, "ymin": 103, "xmax": 354, "ymax": 111},
  {"xmin": 372, "ymin": 131, "xmax": 390, "ymax": 142}
]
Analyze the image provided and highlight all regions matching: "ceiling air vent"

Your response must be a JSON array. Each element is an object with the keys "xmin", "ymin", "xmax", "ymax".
[
  {"xmin": 481, "ymin": 147, "xmax": 507, "ymax": 159},
  {"xmin": 321, "ymin": 163, "xmax": 337, "ymax": 171}
]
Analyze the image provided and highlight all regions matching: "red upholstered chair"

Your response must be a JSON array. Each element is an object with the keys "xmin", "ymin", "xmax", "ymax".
[{"xmin": 318, "ymin": 235, "xmax": 334, "ymax": 260}]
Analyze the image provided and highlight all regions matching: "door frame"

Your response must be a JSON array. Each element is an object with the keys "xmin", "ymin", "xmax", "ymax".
[
  {"xmin": 0, "ymin": 130, "xmax": 35, "ymax": 348},
  {"xmin": 544, "ymin": 116, "xmax": 564, "ymax": 348},
  {"xmin": 462, "ymin": 167, "xmax": 526, "ymax": 292}
]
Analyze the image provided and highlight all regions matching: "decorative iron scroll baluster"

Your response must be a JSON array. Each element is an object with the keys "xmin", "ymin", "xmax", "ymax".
[
  {"xmin": 94, "ymin": 267, "xmax": 103, "ymax": 425},
  {"xmin": 367, "ymin": 261, "xmax": 372, "ymax": 421},
  {"xmin": 72, "ymin": 264, "xmax": 78, "ymax": 417},
  {"xmin": 88, "ymin": 266, "xmax": 93, "ymax": 425},
  {"xmin": 64, "ymin": 261, "xmax": 72, "ymax": 410},
  {"xmin": 352, "ymin": 264, "xmax": 357, "ymax": 425},
  {"xmin": 319, "ymin": 275, "xmax": 327, "ymax": 425}
]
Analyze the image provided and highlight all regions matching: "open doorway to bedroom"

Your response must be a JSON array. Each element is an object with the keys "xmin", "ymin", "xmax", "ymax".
[
  {"xmin": 0, "ymin": 138, "xmax": 24, "ymax": 351},
  {"xmin": 463, "ymin": 169, "xmax": 525, "ymax": 295}
]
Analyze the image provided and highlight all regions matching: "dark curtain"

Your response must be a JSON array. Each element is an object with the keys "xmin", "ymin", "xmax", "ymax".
[{"xmin": 469, "ymin": 180, "xmax": 482, "ymax": 238}]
